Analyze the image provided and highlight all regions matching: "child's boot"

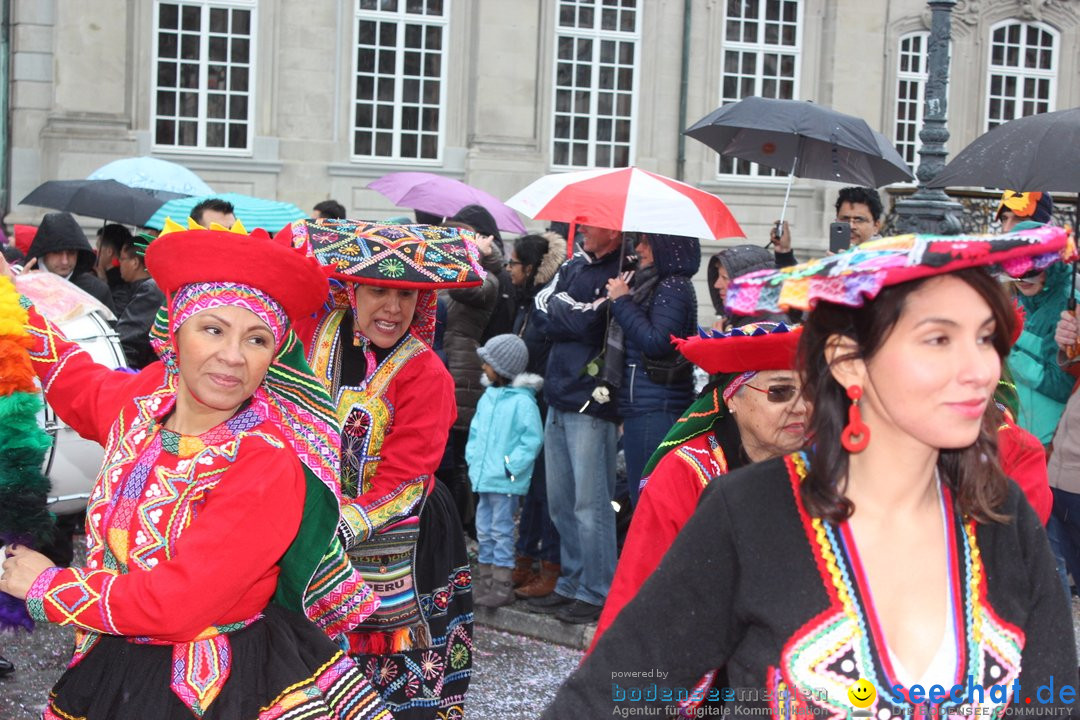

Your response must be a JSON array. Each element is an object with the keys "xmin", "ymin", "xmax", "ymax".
[
  {"xmin": 476, "ymin": 566, "xmax": 515, "ymax": 608},
  {"xmin": 473, "ymin": 563, "xmax": 494, "ymax": 605}
]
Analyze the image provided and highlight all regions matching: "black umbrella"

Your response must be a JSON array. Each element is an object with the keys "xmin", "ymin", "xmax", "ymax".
[
  {"xmin": 20, "ymin": 179, "xmax": 186, "ymax": 227},
  {"xmin": 929, "ymin": 107, "xmax": 1080, "ymax": 307},
  {"xmin": 929, "ymin": 107, "xmax": 1080, "ymax": 191},
  {"xmin": 685, "ymin": 97, "xmax": 914, "ymax": 225}
]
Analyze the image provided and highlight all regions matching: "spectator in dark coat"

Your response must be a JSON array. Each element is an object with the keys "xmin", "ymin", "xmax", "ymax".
[
  {"xmin": 115, "ymin": 238, "xmax": 165, "ymax": 369},
  {"xmin": 95, "ymin": 223, "xmax": 135, "ymax": 315},
  {"xmin": 26, "ymin": 212, "xmax": 115, "ymax": 314},
  {"xmin": 508, "ymin": 231, "xmax": 566, "ymax": 598},
  {"xmin": 709, "ymin": 244, "xmax": 784, "ymax": 330},
  {"xmin": 606, "ymin": 234, "xmax": 700, "ymax": 505},
  {"xmin": 527, "ymin": 225, "xmax": 622, "ymax": 624},
  {"xmin": 450, "ymin": 204, "xmax": 516, "ymax": 341},
  {"xmin": 442, "ymin": 227, "xmax": 503, "ymax": 533}
]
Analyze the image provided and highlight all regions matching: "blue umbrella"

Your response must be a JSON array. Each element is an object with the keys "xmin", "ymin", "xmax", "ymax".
[
  {"xmin": 145, "ymin": 192, "xmax": 308, "ymax": 232},
  {"xmin": 88, "ymin": 156, "xmax": 214, "ymax": 196}
]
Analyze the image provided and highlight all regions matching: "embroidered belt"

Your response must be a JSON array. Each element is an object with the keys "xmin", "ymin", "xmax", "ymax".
[{"xmin": 130, "ymin": 612, "xmax": 262, "ymax": 717}]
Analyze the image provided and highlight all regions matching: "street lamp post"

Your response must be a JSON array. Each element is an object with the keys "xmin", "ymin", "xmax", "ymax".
[{"xmin": 894, "ymin": 0, "xmax": 963, "ymax": 235}]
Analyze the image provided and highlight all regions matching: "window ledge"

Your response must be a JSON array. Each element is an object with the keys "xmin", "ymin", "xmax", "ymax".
[{"xmin": 151, "ymin": 152, "xmax": 283, "ymax": 175}]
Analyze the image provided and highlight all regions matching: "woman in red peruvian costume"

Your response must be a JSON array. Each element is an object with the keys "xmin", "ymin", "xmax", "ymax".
[
  {"xmin": 281, "ymin": 219, "xmax": 482, "ymax": 720},
  {"xmin": 590, "ymin": 321, "xmax": 806, "ymax": 714},
  {"xmin": 544, "ymin": 227, "xmax": 1078, "ymax": 719},
  {"xmin": 0, "ymin": 220, "xmax": 390, "ymax": 720}
]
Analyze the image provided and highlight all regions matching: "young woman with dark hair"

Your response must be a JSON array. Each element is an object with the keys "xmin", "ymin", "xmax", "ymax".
[{"xmin": 542, "ymin": 228, "xmax": 1077, "ymax": 720}]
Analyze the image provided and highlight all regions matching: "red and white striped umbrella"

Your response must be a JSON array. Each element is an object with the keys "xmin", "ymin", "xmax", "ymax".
[{"xmin": 505, "ymin": 167, "xmax": 745, "ymax": 241}]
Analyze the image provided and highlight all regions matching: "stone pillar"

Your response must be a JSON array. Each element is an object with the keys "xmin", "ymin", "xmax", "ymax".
[{"xmin": 893, "ymin": 0, "xmax": 963, "ymax": 235}]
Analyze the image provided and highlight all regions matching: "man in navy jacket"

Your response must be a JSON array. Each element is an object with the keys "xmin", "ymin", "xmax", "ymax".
[{"xmin": 528, "ymin": 225, "xmax": 621, "ymax": 624}]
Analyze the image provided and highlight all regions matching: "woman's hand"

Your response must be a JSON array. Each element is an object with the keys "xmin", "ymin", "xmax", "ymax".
[
  {"xmin": 1055, "ymin": 309, "xmax": 1079, "ymax": 351},
  {"xmin": 0, "ymin": 544, "xmax": 56, "ymax": 600},
  {"xmin": 606, "ymin": 276, "xmax": 630, "ymax": 300},
  {"xmin": 473, "ymin": 233, "xmax": 495, "ymax": 257}
]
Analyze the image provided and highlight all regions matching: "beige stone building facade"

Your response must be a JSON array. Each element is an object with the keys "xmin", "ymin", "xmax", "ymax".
[{"xmin": 6, "ymin": 0, "xmax": 1080, "ymax": 308}]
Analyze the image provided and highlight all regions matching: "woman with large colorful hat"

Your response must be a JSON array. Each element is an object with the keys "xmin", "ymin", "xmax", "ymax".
[
  {"xmin": 544, "ymin": 227, "xmax": 1078, "ymax": 718},
  {"xmin": 281, "ymin": 219, "xmax": 484, "ymax": 720},
  {"xmin": 0, "ymin": 219, "xmax": 389, "ymax": 719}
]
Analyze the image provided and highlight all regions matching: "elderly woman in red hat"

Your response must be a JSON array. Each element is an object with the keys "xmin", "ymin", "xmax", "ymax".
[
  {"xmin": 282, "ymin": 219, "xmax": 483, "ymax": 720},
  {"xmin": 593, "ymin": 321, "xmax": 806, "ymax": 645},
  {"xmin": 0, "ymin": 220, "xmax": 388, "ymax": 720},
  {"xmin": 544, "ymin": 227, "xmax": 1077, "ymax": 719}
]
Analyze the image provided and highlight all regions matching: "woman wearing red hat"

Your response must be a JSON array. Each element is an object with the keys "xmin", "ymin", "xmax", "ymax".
[
  {"xmin": 544, "ymin": 227, "xmax": 1077, "ymax": 719},
  {"xmin": 0, "ymin": 221, "xmax": 389, "ymax": 720},
  {"xmin": 592, "ymin": 321, "xmax": 806, "ymax": 647},
  {"xmin": 283, "ymin": 219, "xmax": 483, "ymax": 720}
]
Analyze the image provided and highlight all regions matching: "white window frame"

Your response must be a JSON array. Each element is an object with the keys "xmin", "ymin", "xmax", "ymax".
[
  {"xmin": 150, "ymin": 0, "xmax": 257, "ymax": 155},
  {"xmin": 350, "ymin": 0, "xmax": 450, "ymax": 164},
  {"xmin": 894, "ymin": 31, "xmax": 929, "ymax": 176},
  {"xmin": 549, "ymin": 0, "xmax": 641, "ymax": 170},
  {"xmin": 984, "ymin": 19, "xmax": 1058, "ymax": 131},
  {"xmin": 717, "ymin": 0, "xmax": 803, "ymax": 180}
]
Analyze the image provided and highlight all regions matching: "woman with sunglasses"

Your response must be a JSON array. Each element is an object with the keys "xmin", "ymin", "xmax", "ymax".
[
  {"xmin": 589, "ymin": 322, "xmax": 806, "ymax": 707},
  {"xmin": 543, "ymin": 228, "xmax": 1077, "ymax": 719}
]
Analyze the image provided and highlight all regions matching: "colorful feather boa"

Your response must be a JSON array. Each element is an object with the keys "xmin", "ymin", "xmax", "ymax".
[{"xmin": 0, "ymin": 276, "xmax": 54, "ymax": 631}]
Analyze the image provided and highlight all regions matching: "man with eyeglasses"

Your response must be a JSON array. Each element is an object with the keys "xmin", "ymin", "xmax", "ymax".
[{"xmin": 770, "ymin": 186, "xmax": 885, "ymax": 254}]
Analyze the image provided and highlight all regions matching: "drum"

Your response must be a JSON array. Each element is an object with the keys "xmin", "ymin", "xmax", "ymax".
[{"xmin": 39, "ymin": 311, "xmax": 128, "ymax": 515}]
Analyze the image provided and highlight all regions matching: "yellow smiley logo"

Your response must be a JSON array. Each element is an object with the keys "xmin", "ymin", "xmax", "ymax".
[{"xmin": 847, "ymin": 678, "xmax": 876, "ymax": 709}]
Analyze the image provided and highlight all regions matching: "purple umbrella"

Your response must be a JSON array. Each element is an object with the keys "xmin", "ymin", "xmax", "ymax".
[{"xmin": 367, "ymin": 171, "xmax": 527, "ymax": 234}]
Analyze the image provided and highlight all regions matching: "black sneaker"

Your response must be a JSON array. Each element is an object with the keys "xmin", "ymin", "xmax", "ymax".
[
  {"xmin": 0, "ymin": 655, "xmax": 13, "ymax": 677},
  {"xmin": 525, "ymin": 592, "xmax": 574, "ymax": 615},
  {"xmin": 555, "ymin": 599, "xmax": 602, "ymax": 624}
]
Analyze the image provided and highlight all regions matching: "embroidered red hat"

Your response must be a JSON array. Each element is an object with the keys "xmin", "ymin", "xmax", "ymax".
[
  {"xmin": 145, "ymin": 218, "xmax": 329, "ymax": 322},
  {"xmin": 673, "ymin": 322, "xmax": 802, "ymax": 375}
]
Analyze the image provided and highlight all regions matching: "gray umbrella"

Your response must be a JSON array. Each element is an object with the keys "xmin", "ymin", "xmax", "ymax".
[
  {"xmin": 929, "ymin": 106, "xmax": 1080, "ymax": 308},
  {"xmin": 685, "ymin": 96, "xmax": 914, "ymax": 225},
  {"xmin": 929, "ymin": 107, "xmax": 1080, "ymax": 191}
]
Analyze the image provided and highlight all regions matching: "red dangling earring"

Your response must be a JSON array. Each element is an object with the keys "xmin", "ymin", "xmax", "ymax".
[{"xmin": 841, "ymin": 385, "xmax": 871, "ymax": 453}]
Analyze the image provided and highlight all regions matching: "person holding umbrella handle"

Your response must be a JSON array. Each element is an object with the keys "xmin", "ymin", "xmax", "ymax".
[{"xmin": 769, "ymin": 187, "xmax": 885, "ymax": 257}]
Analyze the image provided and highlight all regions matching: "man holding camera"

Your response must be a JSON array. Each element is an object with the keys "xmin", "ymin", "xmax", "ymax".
[{"xmin": 770, "ymin": 186, "xmax": 885, "ymax": 255}]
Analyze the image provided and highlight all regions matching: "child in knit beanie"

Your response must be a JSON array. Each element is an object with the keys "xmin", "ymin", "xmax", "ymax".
[{"xmin": 465, "ymin": 334, "xmax": 544, "ymax": 607}]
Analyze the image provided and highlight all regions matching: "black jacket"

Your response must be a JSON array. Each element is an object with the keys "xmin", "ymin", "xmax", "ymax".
[
  {"xmin": 534, "ymin": 247, "xmax": 621, "ymax": 421},
  {"xmin": 26, "ymin": 212, "xmax": 115, "ymax": 314},
  {"xmin": 116, "ymin": 277, "xmax": 165, "ymax": 369},
  {"xmin": 544, "ymin": 456, "xmax": 1077, "ymax": 718}
]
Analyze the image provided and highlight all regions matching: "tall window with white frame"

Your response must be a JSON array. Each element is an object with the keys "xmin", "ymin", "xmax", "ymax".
[
  {"xmin": 986, "ymin": 20, "xmax": 1057, "ymax": 130},
  {"xmin": 718, "ymin": 0, "xmax": 800, "ymax": 177},
  {"xmin": 152, "ymin": 0, "xmax": 255, "ymax": 152},
  {"xmin": 352, "ymin": 0, "xmax": 448, "ymax": 162},
  {"xmin": 551, "ymin": 0, "xmax": 640, "ymax": 169},
  {"xmin": 894, "ymin": 31, "xmax": 928, "ymax": 174}
]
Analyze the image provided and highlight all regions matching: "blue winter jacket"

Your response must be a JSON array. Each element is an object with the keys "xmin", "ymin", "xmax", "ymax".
[
  {"xmin": 465, "ymin": 374, "xmax": 545, "ymax": 495},
  {"xmin": 610, "ymin": 234, "xmax": 700, "ymax": 418},
  {"xmin": 534, "ymin": 248, "xmax": 622, "ymax": 421}
]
